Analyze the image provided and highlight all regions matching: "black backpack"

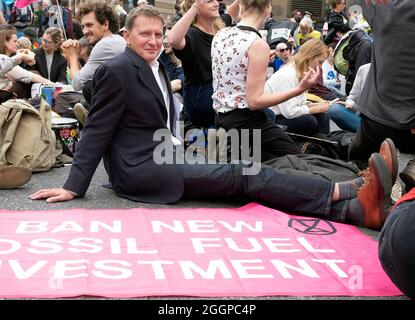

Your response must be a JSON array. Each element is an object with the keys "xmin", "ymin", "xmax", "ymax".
[
  {"xmin": 11, "ymin": 6, "xmax": 33, "ymax": 28},
  {"xmin": 265, "ymin": 20, "xmax": 296, "ymax": 49},
  {"xmin": 54, "ymin": 91, "xmax": 86, "ymax": 119},
  {"xmin": 327, "ymin": 130, "xmax": 356, "ymax": 160}
]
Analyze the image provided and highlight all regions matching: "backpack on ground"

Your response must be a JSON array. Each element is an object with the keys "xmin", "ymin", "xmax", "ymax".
[
  {"xmin": 327, "ymin": 130, "xmax": 356, "ymax": 160},
  {"xmin": 54, "ymin": 91, "xmax": 86, "ymax": 118},
  {"xmin": 0, "ymin": 98, "xmax": 62, "ymax": 172}
]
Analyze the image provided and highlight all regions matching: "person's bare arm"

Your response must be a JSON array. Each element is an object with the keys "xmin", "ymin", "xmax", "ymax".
[
  {"xmin": 30, "ymin": 72, "xmax": 50, "ymax": 83},
  {"xmin": 308, "ymin": 102, "xmax": 330, "ymax": 114},
  {"xmin": 167, "ymin": 0, "xmax": 202, "ymax": 50},
  {"xmin": 0, "ymin": 10, "xmax": 7, "ymax": 25},
  {"xmin": 246, "ymin": 40, "xmax": 319, "ymax": 110},
  {"xmin": 62, "ymin": 39, "xmax": 81, "ymax": 80},
  {"xmin": 225, "ymin": 0, "xmax": 241, "ymax": 22}
]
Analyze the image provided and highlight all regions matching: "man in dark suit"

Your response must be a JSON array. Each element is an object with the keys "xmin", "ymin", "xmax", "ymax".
[
  {"xmin": 30, "ymin": 5, "xmax": 393, "ymax": 232},
  {"xmin": 32, "ymin": 27, "xmax": 68, "ymax": 84}
]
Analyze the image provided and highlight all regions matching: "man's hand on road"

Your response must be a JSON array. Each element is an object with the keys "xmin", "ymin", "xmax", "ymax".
[{"xmin": 30, "ymin": 188, "xmax": 76, "ymax": 203}]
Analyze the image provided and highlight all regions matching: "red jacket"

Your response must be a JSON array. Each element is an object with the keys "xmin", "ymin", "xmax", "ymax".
[{"xmin": 395, "ymin": 188, "xmax": 415, "ymax": 206}]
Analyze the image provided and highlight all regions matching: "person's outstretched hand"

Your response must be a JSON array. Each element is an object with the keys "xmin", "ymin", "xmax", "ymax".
[
  {"xmin": 30, "ymin": 188, "xmax": 76, "ymax": 203},
  {"xmin": 299, "ymin": 66, "xmax": 320, "ymax": 91}
]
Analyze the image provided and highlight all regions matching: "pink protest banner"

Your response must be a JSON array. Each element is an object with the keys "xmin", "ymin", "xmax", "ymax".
[
  {"xmin": 14, "ymin": 0, "xmax": 39, "ymax": 9},
  {"xmin": 0, "ymin": 203, "xmax": 402, "ymax": 298}
]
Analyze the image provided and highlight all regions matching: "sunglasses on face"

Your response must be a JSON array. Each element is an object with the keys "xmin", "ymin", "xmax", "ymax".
[{"xmin": 278, "ymin": 48, "xmax": 290, "ymax": 53}]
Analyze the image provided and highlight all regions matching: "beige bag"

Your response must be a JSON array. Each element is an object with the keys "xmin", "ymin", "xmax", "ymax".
[{"xmin": 0, "ymin": 98, "xmax": 62, "ymax": 172}]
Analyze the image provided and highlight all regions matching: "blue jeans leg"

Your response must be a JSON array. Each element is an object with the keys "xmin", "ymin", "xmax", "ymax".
[
  {"xmin": 182, "ymin": 162, "xmax": 337, "ymax": 218},
  {"xmin": 183, "ymin": 83, "xmax": 215, "ymax": 128},
  {"xmin": 314, "ymin": 112, "xmax": 331, "ymax": 135},
  {"xmin": 276, "ymin": 115, "xmax": 319, "ymax": 136},
  {"xmin": 329, "ymin": 103, "xmax": 361, "ymax": 133}
]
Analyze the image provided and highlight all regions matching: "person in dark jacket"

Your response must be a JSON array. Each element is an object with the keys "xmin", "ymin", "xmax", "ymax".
[
  {"xmin": 348, "ymin": 0, "xmax": 415, "ymax": 170},
  {"xmin": 342, "ymin": 29, "xmax": 372, "ymax": 95},
  {"xmin": 324, "ymin": 0, "xmax": 350, "ymax": 45},
  {"xmin": 31, "ymin": 27, "xmax": 68, "ymax": 83},
  {"xmin": 379, "ymin": 187, "xmax": 415, "ymax": 299}
]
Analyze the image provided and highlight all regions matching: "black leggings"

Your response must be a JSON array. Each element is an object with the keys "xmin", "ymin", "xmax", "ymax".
[{"xmin": 216, "ymin": 108, "xmax": 299, "ymax": 162}]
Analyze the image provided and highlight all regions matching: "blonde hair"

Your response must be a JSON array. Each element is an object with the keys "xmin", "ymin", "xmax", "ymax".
[
  {"xmin": 181, "ymin": 0, "xmax": 224, "ymax": 32},
  {"xmin": 292, "ymin": 38, "xmax": 328, "ymax": 79},
  {"xmin": 17, "ymin": 37, "xmax": 32, "ymax": 50}
]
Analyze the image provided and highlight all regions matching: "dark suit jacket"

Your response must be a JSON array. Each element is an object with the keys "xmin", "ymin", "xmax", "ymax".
[
  {"xmin": 33, "ymin": 48, "xmax": 68, "ymax": 84},
  {"xmin": 64, "ymin": 47, "xmax": 184, "ymax": 204}
]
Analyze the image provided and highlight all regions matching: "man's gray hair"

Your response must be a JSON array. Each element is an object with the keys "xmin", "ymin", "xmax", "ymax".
[{"xmin": 125, "ymin": 4, "xmax": 164, "ymax": 31}]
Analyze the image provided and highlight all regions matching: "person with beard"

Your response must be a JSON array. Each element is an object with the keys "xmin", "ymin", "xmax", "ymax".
[{"xmin": 61, "ymin": 2, "xmax": 126, "ymax": 109}]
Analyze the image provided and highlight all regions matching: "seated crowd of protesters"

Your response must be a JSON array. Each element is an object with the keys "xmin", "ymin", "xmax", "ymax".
[
  {"xmin": 0, "ymin": 0, "xmax": 414, "ymax": 300},
  {"xmin": 0, "ymin": 0, "xmax": 413, "ymax": 199}
]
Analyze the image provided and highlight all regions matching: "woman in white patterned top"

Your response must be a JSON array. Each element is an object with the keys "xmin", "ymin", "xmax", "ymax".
[
  {"xmin": 211, "ymin": 0, "xmax": 319, "ymax": 161},
  {"xmin": 0, "ymin": 25, "xmax": 49, "ymax": 103}
]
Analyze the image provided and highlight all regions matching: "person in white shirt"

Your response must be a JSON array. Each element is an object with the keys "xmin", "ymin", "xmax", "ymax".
[{"xmin": 265, "ymin": 38, "xmax": 330, "ymax": 136}]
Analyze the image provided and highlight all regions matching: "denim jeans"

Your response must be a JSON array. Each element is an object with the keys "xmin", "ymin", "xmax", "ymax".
[
  {"xmin": 183, "ymin": 83, "xmax": 215, "ymax": 128},
  {"xmin": 181, "ymin": 161, "xmax": 350, "ymax": 223},
  {"xmin": 379, "ymin": 199, "xmax": 415, "ymax": 299},
  {"xmin": 329, "ymin": 103, "xmax": 361, "ymax": 133},
  {"xmin": 276, "ymin": 113, "xmax": 331, "ymax": 136}
]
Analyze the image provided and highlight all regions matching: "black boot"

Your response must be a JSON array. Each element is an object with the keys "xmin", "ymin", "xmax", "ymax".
[{"xmin": 399, "ymin": 158, "xmax": 415, "ymax": 191}]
